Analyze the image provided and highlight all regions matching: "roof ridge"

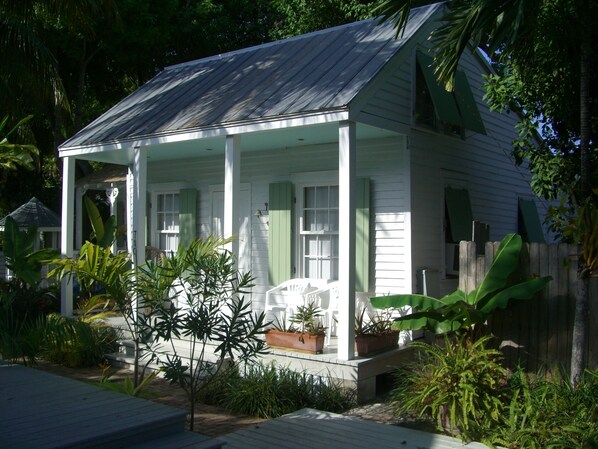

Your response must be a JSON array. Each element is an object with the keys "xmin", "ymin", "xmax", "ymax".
[{"xmin": 164, "ymin": 17, "xmax": 379, "ymax": 71}]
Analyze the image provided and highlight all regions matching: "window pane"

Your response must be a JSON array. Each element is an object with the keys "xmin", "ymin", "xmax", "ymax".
[
  {"xmin": 316, "ymin": 186, "xmax": 328, "ymax": 208},
  {"xmin": 316, "ymin": 210, "xmax": 327, "ymax": 231},
  {"xmin": 173, "ymin": 194, "xmax": 179, "ymax": 211},
  {"xmin": 320, "ymin": 259, "xmax": 331, "ymax": 280},
  {"xmin": 304, "ymin": 210, "xmax": 315, "ymax": 231},
  {"xmin": 305, "ymin": 258, "xmax": 318, "ymax": 278},
  {"xmin": 329, "ymin": 186, "xmax": 339, "ymax": 207},
  {"xmin": 320, "ymin": 237, "xmax": 331, "ymax": 257},
  {"xmin": 305, "ymin": 236, "xmax": 318, "ymax": 255},
  {"xmin": 329, "ymin": 210, "xmax": 338, "ymax": 231},
  {"xmin": 305, "ymin": 187, "xmax": 315, "ymax": 208}
]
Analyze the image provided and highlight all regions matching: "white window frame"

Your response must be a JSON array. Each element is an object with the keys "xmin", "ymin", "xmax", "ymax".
[
  {"xmin": 296, "ymin": 183, "xmax": 340, "ymax": 281},
  {"xmin": 152, "ymin": 190, "xmax": 180, "ymax": 253}
]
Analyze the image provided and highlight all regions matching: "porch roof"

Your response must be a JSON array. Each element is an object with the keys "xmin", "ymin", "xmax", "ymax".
[{"xmin": 59, "ymin": 4, "xmax": 442, "ymax": 162}]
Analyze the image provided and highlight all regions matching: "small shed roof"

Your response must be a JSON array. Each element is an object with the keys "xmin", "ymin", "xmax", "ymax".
[
  {"xmin": 0, "ymin": 197, "xmax": 61, "ymax": 230},
  {"xmin": 60, "ymin": 4, "xmax": 442, "ymax": 152}
]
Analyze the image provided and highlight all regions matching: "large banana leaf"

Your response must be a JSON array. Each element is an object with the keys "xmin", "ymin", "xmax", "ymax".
[
  {"xmin": 371, "ymin": 233, "xmax": 552, "ymax": 335},
  {"xmin": 84, "ymin": 196, "xmax": 117, "ymax": 249},
  {"xmin": 477, "ymin": 276, "xmax": 552, "ymax": 313},
  {"xmin": 468, "ymin": 233, "xmax": 522, "ymax": 305}
]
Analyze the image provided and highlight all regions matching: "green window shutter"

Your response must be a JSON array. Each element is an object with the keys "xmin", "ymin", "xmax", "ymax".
[
  {"xmin": 518, "ymin": 198, "xmax": 545, "ymax": 243},
  {"xmin": 454, "ymin": 71, "xmax": 486, "ymax": 134},
  {"xmin": 416, "ymin": 51, "xmax": 462, "ymax": 128},
  {"xmin": 445, "ymin": 187, "xmax": 473, "ymax": 242},
  {"xmin": 269, "ymin": 182, "xmax": 293, "ymax": 285},
  {"xmin": 179, "ymin": 188, "xmax": 197, "ymax": 249},
  {"xmin": 355, "ymin": 177, "xmax": 370, "ymax": 292}
]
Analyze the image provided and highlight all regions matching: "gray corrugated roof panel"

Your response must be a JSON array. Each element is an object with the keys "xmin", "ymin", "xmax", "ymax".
[
  {"xmin": 0, "ymin": 197, "xmax": 61, "ymax": 229},
  {"xmin": 61, "ymin": 4, "xmax": 442, "ymax": 150}
]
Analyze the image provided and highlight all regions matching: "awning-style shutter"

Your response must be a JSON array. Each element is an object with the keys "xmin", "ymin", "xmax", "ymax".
[
  {"xmin": 454, "ymin": 71, "xmax": 486, "ymax": 134},
  {"xmin": 179, "ymin": 188, "xmax": 197, "ymax": 249},
  {"xmin": 355, "ymin": 178, "xmax": 370, "ymax": 292},
  {"xmin": 416, "ymin": 52, "xmax": 462, "ymax": 128},
  {"xmin": 445, "ymin": 187, "xmax": 473, "ymax": 242},
  {"xmin": 518, "ymin": 198, "xmax": 545, "ymax": 243},
  {"xmin": 268, "ymin": 182, "xmax": 293, "ymax": 285}
]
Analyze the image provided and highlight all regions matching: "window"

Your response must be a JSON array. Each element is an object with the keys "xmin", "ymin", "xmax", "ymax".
[
  {"xmin": 444, "ymin": 187, "xmax": 473, "ymax": 276},
  {"xmin": 300, "ymin": 185, "xmax": 339, "ymax": 280},
  {"xmin": 518, "ymin": 198, "xmax": 545, "ymax": 243},
  {"xmin": 415, "ymin": 51, "xmax": 486, "ymax": 136},
  {"xmin": 156, "ymin": 192, "xmax": 179, "ymax": 253}
]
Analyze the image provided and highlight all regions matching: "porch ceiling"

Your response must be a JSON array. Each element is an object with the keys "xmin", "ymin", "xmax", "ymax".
[{"xmin": 70, "ymin": 122, "xmax": 399, "ymax": 165}]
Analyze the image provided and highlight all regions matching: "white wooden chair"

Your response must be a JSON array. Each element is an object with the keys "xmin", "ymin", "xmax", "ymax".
[
  {"xmin": 265, "ymin": 278, "xmax": 329, "ymax": 327},
  {"xmin": 305, "ymin": 281, "xmax": 340, "ymax": 345}
]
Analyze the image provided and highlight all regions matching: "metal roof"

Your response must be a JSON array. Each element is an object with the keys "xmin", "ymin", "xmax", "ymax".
[
  {"xmin": 60, "ymin": 3, "xmax": 442, "ymax": 151},
  {"xmin": 0, "ymin": 197, "xmax": 61, "ymax": 229}
]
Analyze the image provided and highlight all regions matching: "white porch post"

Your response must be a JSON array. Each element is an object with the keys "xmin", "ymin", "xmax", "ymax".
[
  {"xmin": 224, "ymin": 135, "xmax": 240, "ymax": 259},
  {"xmin": 338, "ymin": 121, "xmax": 356, "ymax": 360},
  {"xmin": 127, "ymin": 148, "xmax": 147, "ymax": 268},
  {"xmin": 127, "ymin": 148, "xmax": 147, "ymax": 323},
  {"xmin": 106, "ymin": 184, "xmax": 119, "ymax": 254},
  {"xmin": 75, "ymin": 187, "xmax": 86, "ymax": 250},
  {"xmin": 60, "ymin": 156, "xmax": 75, "ymax": 316}
]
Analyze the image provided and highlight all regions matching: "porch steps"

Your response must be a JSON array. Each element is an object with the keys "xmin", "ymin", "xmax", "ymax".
[{"xmin": 1, "ymin": 363, "xmax": 222, "ymax": 449}]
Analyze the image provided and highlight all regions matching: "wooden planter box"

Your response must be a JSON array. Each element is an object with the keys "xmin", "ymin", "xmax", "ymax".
[
  {"xmin": 354, "ymin": 332, "xmax": 400, "ymax": 356},
  {"xmin": 265, "ymin": 329, "xmax": 325, "ymax": 354}
]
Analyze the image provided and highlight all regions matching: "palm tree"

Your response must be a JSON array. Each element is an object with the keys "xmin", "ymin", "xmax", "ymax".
[
  {"xmin": 0, "ymin": 0, "xmax": 117, "ymax": 132},
  {"xmin": 377, "ymin": 0, "xmax": 595, "ymax": 384},
  {"xmin": 0, "ymin": 115, "xmax": 38, "ymax": 172}
]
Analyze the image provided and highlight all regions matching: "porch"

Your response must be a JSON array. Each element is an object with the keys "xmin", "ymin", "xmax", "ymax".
[{"xmin": 105, "ymin": 313, "xmax": 418, "ymax": 404}]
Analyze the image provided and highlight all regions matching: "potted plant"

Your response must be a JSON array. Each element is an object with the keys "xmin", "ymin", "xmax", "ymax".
[
  {"xmin": 265, "ymin": 302, "xmax": 326, "ymax": 354},
  {"xmin": 354, "ymin": 307, "xmax": 400, "ymax": 356}
]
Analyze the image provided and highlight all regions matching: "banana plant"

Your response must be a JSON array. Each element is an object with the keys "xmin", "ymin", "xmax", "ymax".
[
  {"xmin": 84, "ymin": 196, "xmax": 118, "ymax": 249},
  {"xmin": 371, "ymin": 233, "xmax": 552, "ymax": 335}
]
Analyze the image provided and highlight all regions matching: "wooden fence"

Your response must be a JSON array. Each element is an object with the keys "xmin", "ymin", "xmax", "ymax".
[{"xmin": 459, "ymin": 241, "xmax": 597, "ymax": 374}]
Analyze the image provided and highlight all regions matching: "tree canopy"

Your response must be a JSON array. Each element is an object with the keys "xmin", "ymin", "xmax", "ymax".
[{"xmin": 0, "ymin": 0, "xmax": 382, "ymax": 216}]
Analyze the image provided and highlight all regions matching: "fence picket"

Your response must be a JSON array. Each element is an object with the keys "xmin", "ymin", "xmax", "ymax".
[{"xmin": 460, "ymin": 241, "xmax": 596, "ymax": 374}]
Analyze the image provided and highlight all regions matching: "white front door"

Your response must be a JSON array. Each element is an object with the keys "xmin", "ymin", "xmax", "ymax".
[{"xmin": 211, "ymin": 185, "xmax": 251, "ymax": 273}]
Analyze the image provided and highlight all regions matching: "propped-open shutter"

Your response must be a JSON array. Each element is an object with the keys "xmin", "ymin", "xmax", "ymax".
[
  {"xmin": 445, "ymin": 187, "xmax": 473, "ymax": 242},
  {"xmin": 416, "ymin": 51, "xmax": 461, "ymax": 128},
  {"xmin": 179, "ymin": 188, "xmax": 197, "ymax": 249},
  {"xmin": 454, "ymin": 71, "xmax": 486, "ymax": 134},
  {"xmin": 355, "ymin": 178, "xmax": 370, "ymax": 292},
  {"xmin": 269, "ymin": 182, "xmax": 293, "ymax": 285},
  {"xmin": 518, "ymin": 198, "xmax": 545, "ymax": 243}
]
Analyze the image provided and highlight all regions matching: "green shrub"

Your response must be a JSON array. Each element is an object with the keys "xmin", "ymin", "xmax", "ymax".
[
  {"xmin": 392, "ymin": 335, "xmax": 507, "ymax": 442},
  {"xmin": 41, "ymin": 314, "xmax": 118, "ymax": 368},
  {"xmin": 0, "ymin": 283, "xmax": 58, "ymax": 363},
  {"xmin": 490, "ymin": 369, "xmax": 598, "ymax": 448},
  {"xmin": 201, "ymin": 362, "xmax": 356, "ymax": 419}
]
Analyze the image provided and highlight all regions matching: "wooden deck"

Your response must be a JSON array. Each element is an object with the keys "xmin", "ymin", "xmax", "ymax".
[
  {"xmin": 0, "ymin": 363, "xmax": 221, "ymax": 449},
  {"xmin": 217, "ymin": 408, "xmax": 491, "ymax": 449}
]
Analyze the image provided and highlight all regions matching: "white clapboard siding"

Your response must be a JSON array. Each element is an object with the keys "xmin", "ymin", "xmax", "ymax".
[
  {"xmin": 146, "ymin": 136, "xmax": 410, "ymax": 310},
  {"xmin": 405, "ymin": 48, "xmax": 545, "ymax": 294}
]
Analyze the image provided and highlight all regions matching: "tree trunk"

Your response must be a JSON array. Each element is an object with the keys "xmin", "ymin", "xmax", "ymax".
[{"xmin": 570, "ymin": 2, "xmax": 591, "ymax": 386}]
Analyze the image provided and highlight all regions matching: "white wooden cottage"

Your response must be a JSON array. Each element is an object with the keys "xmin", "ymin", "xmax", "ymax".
[{"xmin": 58, "ymin": 3, "xmax": 546, "ymax": 394}]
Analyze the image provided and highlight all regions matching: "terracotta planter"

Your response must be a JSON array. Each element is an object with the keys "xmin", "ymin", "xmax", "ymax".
[
  {"xmin": 265, "ymin": 329, "xmax": 325, "ymax": 354},
  {"xmin": 354, "ymin": 332, "xmax": 400, "ymax": 356}
]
